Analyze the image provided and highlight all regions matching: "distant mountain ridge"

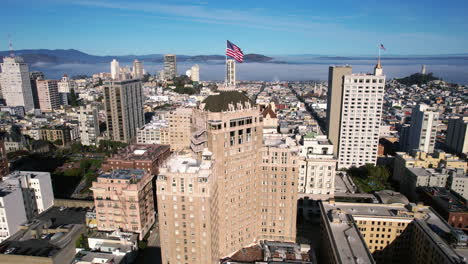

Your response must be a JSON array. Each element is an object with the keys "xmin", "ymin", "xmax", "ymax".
[{"xmin": 0, "ymin": 49, "xmax": 276, "ymax": 64}]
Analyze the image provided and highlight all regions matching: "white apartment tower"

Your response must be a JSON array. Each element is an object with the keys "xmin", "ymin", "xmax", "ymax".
[
  {"xmin": 191, "ymin": 64, "xmax": 200, "ymax": 82},
  {"xmin": 0, "ymin": 185, "xmax": 26, "ymax": 242},
  {"xmin": 226, "ymin": 59, "xmax": 236, "ymax": 86},
  {"xmin": 78, "ymin": 105, "xmax": 101, "ymax": 146},
  {"xmin": 132, "ymin": 59, "xmax": 144, "ymax": 79},
  {"xmin": 57, "ymin": 74, "xmax": 76, "ymax": 93},
  {"xmin": 163, "ymin": 54, "xmax": 177, "ymax": 80},
  {"xmin": 0, "ymin": 56, "xmax": 35, "ymax": 111},
  {"xmin": 110, "ymin": 59, "xmax": 120, "ymax": 80},
  {"xmin": 407, "ymin": 104, "xmax": 439, "ymax": 153},
  {"xmin": 336, "ymin": 62, "xmax": 385, "ymax": 169}
]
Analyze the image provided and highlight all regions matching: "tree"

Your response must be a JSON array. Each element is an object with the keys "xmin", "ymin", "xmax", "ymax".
[{"xmin": 54, "ymin": 139, "xmax": 64, "ymax": 146}]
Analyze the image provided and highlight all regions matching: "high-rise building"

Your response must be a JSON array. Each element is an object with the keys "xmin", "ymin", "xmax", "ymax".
[
  {"xmin": 167, "ymin": 108, "xmax": 193, "ymax": 151},
  {"xmin": 103, "ymin": 79, "xmax": 144, "ymax": 143},
  {"xmin": 334, "ymin": 63, "xmax": 385, "ymax": 169},
  {"xmin": 326, "ymin": 66, "xmax": 352, "ymax": 156},
  {"xmin": 57, "ymin": 74, "xmax": 75, "ymax": 105},
  {"xmin": 406, "ymin": 104, "xmax": 439, "ymax": 153},
  {"xmin": 77, "ymin": 105, "xmax": 100, "ymax": 146},
  {"xmin": 29, "ymin": 71, "xmax": 44, "ymax": 109},
  {"xmin": 36, "ymin": 79, "xmax": 60, "ymax": 112},
  {"xmin": 190, "ymin": 64, "xmax": 200, "ymax": 82},
  {"xmin": 446, "ymin": 116, "xmax": 468, "ymax": 155},
  {"xmin": 0, "ymin": 183, "xmax": 26, "ymax": 242},
  {"xmin": 132, "ymin": 59, "xmax": 144, "ymax": 79},
  {"xmin": 226, "ymin": 59, "xmax": 236, "ymax": 86},
  {"xmin": 157, "ymin": 91, "xmax": 298, "ymax": 264},
  {"xmin": 298, "ymin": 133, "xmax": 337, "ymax": 198},
  {"xmin": 91, "ymin": 169, "xmax": 155, "ymax": 239},
  {"xmin": 110, "ymin": 59, "xmax": 120, "ymax": 80},
  {"xmin": 0, "ymin": 56, "xmax": 35, "ymax": 111},
  {"xmin": 163, "ymin": 54, "xmax": 177, "ymax": 80}
]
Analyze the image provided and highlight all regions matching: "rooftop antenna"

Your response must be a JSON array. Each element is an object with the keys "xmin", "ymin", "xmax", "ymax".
[{"xmin": 8, "ymin": 34, "xmax": 14, "ymax": 57}]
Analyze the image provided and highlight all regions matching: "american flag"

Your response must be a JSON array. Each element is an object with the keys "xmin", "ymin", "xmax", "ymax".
[
  {"xmin": 380, "ymin": 44, "xmax": 386, "ymax": 51},
  {"xmin": 226, "ymin": 40, "xmax": 244, "ymax": 63}
]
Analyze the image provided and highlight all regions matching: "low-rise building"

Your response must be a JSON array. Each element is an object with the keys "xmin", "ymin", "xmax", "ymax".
[
  {"xmin": 401, "ymin": 167, "xmax": 449, "ymax": 201},
  {"xmin": 449, "ymin": 169, "xmax": 468, "ymax": 199},
  {"xmin": 39, "ymin": 126, "xmax": 72, "ymax": 146},
  {"xmin": 136, "ymin": 120, "xmax": 169, "ymax": 145},
  {"xmin": 319, "ymin": 200, "xmax": 468, "ymax": 264},
  {"xmin": 91, "ymin": 169, "xmax": 155, "ymax": 239}
]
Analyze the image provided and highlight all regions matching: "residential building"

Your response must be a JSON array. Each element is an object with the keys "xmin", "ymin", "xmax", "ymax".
[
  {"xmin": 167, "ymin": 107, "xmax": 193, "ymax": 151},
  {"xmin": 226, "ymin": 59, "xmax": 236, "ymax": 86},
  {"xmin": 400, "ymin": 167, "xmax": 449, "ymax": 201},
  {"xmin": 132, "ymin": 59, "xmax": 144, "ymax": 79},
  {"xmin": 57, "ymin": 74, "xmax": 75, "ymax": 105},
  {"xmin": 157, "ymin": 91, "xmax": 298, "ymax": 264},
  {"xmin": 319, "ymin": 200, "xmax": 468, "ymax": 264},
  {"xmin": 0, "ymin": 182, "xmax": 27, "ymax": 242},
  {"xmin": 298, "ymin": 133, "xmax": 337, "ymax": 199},
  {"xmin": 103, "ymin": 79, "xmax": 144, "ymax": 143},
  {"xmin": 136, "ymin": 120, "xmax": 169, "ymax": 145},
  {"xmin": 39, "ymin": 126, "xmax": 72, "ymax": 146},
  {"xmin": 326, "ymin": 65, "xmax": 352, "ymax": 156},
  {"xmin": 221, "ymin": 241, "xmax": 314, "ymax": 264},
  {"xmin": 77, "ymin": 105, "xmax": 100, "ymax": 146},
  {"xmin": 91, "ymin": 169, "xmax": 155, "ymax": 239},
  {"xmin": 36, "ymin": 79, "xmax": 60, "ymax": 112},
  {"xmin": 335, "ymin": 63, "xmax": 385, "ymax": 169},
  {"xmin": 0, "ymin": 141, "xmax": 8, "ymax": 178},
  {"xmin": 111, "ymin": 59, "xmax": 120, "ymax": 80},
  {"xmin": 446, "ymin": 116, "xmax": 468, "ymax": 155},
  {"xmin": 449, "ymin": 169, "xmax": 468, "ymax": 199},
  {"xmin": 0, "ymin": 56, "xmax": 34, "ymax": 111},
  {"xmin": 261, "ymin": 103, "xmax": 278, "ymax": 134},
  {"xmin": 101, "ymin": 144, "xmax": 170, "ymax": 175},
  {"xmin": 393, "ymin": 150, "xmax": 467, "ymax": 182},
  {"xmin": 2, "ymin": 171, "xmax": 54, "ymax": 221},
  {"xmin": 29, "ymin": 71, "xmax": 43, "ymax": 109},
  {"xmin": 164, "ymin": 54, "xmax": 177, "ymax": 80},
  {"xmin": 406, "ymin": 104, "xmax": 439, "ymax": 153},
  {"xmin": 191, "ymin": 64, "xmax": 200, "ymax": 82}
]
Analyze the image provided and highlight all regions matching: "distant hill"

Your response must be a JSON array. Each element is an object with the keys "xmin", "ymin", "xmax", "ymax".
[
  {"xmin": 0, "ymin": 49, "xmax": 276, "ymax": 64},
  {"xmin": 396, "ymin": 73, "xmax": 440, "ymax": 86}
]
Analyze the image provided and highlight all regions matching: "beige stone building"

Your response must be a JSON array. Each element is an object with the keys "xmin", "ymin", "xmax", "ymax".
[
  {"xmin": 167, "ymin": 108, "xmax": 193, "ymax": 151},
  {"xmin": 91, "ymin": 169, "xmax": 155, "ymax": 239},
  {"xmin": 157, "ymin": 91, "xmax": 298, "ymax": 264},
  {"xmin": 39, "ymin": 126, "xmax": 72, "ymax": 146},
  {"xmin": 103, "ymin": 79, "xmax": 144, "ymax": 143},
  {"xmin": 36, "ymin": 79, "xmax": 60, "ymax": 112},
  {"xmin": 320, "ymin": 200, "xmax": 468, "ymax": 264}
]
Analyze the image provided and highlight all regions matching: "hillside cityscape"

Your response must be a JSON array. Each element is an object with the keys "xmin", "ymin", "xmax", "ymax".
[{"xmin": 1, "ymin": 1, "xmax": 468, "ymax": 264}]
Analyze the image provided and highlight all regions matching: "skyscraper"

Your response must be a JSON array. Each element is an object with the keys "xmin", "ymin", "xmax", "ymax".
[
  {"xmin": 164, "ymin": 54, "xmax": 177, "ymax": 80},
  {"xmin": 36, "ymin": 79, "xmax": 60, "ymax": 112},
  {"xmin": 157, "ymin": 91, "xmax": 298, "ymax": 264},
  {"xmin": 334, "ymin": 63, "xmax": 385, "ymax": 169},
  {"xmin": 29, "ymin": 71, "xmax": 44, "ymax": 109},
  {"xmin": 226, "ymin": 59, "xmax": 236, "ymax": 86},
  {"xmin": 103, "ymin": 79, "xmax": 144, "ymax": 143},
  {"xmin": 406, "ymin": 104, "xmax": 439, "ymax": 153},
  {"xmin": 110, "ymin": 59, "xmax": 120, "ymax": 80},
  {"xmin": 326, "ymin": 66, "xmax": 352, "ymax": 156},
  {"xmin": 446, "ymin": 116, "xmax": 468, "ymax": 155},
  {"xmin": 0, "ymin": 56, "xmax": 35, "ymax": 111},
  {"xmin": 132, "ymin": 59, "xmax": 144, "ymax": 79},
  {"xmin": 190, "ymin": 64, "xmax": 200, "ymax": 82}
]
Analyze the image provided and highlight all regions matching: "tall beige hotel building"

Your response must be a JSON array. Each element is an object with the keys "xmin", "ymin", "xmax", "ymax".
[{"xmin": 156, "ymin": 90, "xmax": 298, "ymax": 264}]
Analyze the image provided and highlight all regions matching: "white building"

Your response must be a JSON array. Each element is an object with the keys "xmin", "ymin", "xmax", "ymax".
[
  {"xmin": 57, "ymin": 74, "xmax": 76, "ymax": 93},
  {"xmin": 450, "ymin": 169, "xmax": 468, "ymax": 200},
  {"xmin": 78, "ymin": 105, "xmax": 100, "ymax": 146},
  {"xmin": 401, "ymin": 167, "xmax": 448, "ymax": 201},
  {"xmin": 298, "ymin": 133, "xmax": 337, "ymax": 198},
  {"xmin": 190, "ymin": 64, "xmax": 200, "ymax": 82},
  {"xmin": 337, "ymin": 63, "xmax": 385, "ymax": 169},
  {"xmin": 406, "ymin": 104, "xmax": 439, "ymax": 153},
  {"xmin": 110, "ymin": 59, "xmax": 120, "ymax": 80},
  {"xmin": 0, "ymin": 184, "xmax": 27, "ymax": 242},
  {"xmin": 226, "ymin": 59, "xmax": 236, "ymax": 86},
  {"xmin": 132, "ymin": 59, "xmax": 144, "ymax": 79},
  {"xmin": 136, "ymin": 120, "xmax": 169, "ymax": 145},
  {"xmin": 0, "ymin": 56, "xmax": 35, "ymax": 111}
]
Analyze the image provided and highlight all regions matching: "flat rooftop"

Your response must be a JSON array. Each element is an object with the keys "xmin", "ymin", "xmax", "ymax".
[
  {"xmin": 108, "ymin": 144, "xmax": 170, "ymax": 161},
  {"xmin": 99, "ymin": 169, "xmax": 146, "ymax": 181}
]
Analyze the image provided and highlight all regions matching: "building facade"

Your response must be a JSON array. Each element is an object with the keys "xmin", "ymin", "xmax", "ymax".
[
  {"xmin": 190, "ymin": 64, "xmax": 200, "ymax": 82},
  {"xmin": 36, "ymin": 79, "xmax": 60, "ymax": 112},
  {"xmin": 226, "ymin": 59, "xmax": 236, "ymax": 86},
  {"xmin": 77, "ymin": 105, "xmax": 100, "ymax": 146},
  {"xmin": 39, "ymin": 126, "xmax": 72, "ymax": 146},
  {"xmin": 336, "ymin": 64, "xmax": 385, "ymax": 169},
  {"xmin": 406, "ymin": 104, "xmax": 439, "ymax": 153},
  {"xmin": 0, "ymin": 56, "xmax": 34, "ymax": 111},
  {"xmin": 164, "ymin": 54, "xmax": 177, "ymax": 80},
  {"xmin": 132, "ymin": 59, "xmax": 144, "ymax": 79},
  {"xmin": 103, "ymin": 79, "xmax": 144, "ymax": 143},
  {"xmin": 136, "ymin": 121, "xmax": 169, "ymax": 145},
  {"xmin": 446, "ymin": 116, "xmax": 468, "ymax": 155},
  {"xmin": 167, "ymin": 108, "xmax": 193, "ymax": 151},
  {"xmin": 111, "ymin": 59, "xmax": 120, "ymax": 80},
  {"xmin": 91, "ymin": 169, "xmax": 155, "ymax": 239}
]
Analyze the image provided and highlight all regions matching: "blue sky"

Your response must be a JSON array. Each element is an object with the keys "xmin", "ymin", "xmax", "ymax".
[{"xmin": 1, "ymin": 0, "xmax": 467, "ymax": 55}]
